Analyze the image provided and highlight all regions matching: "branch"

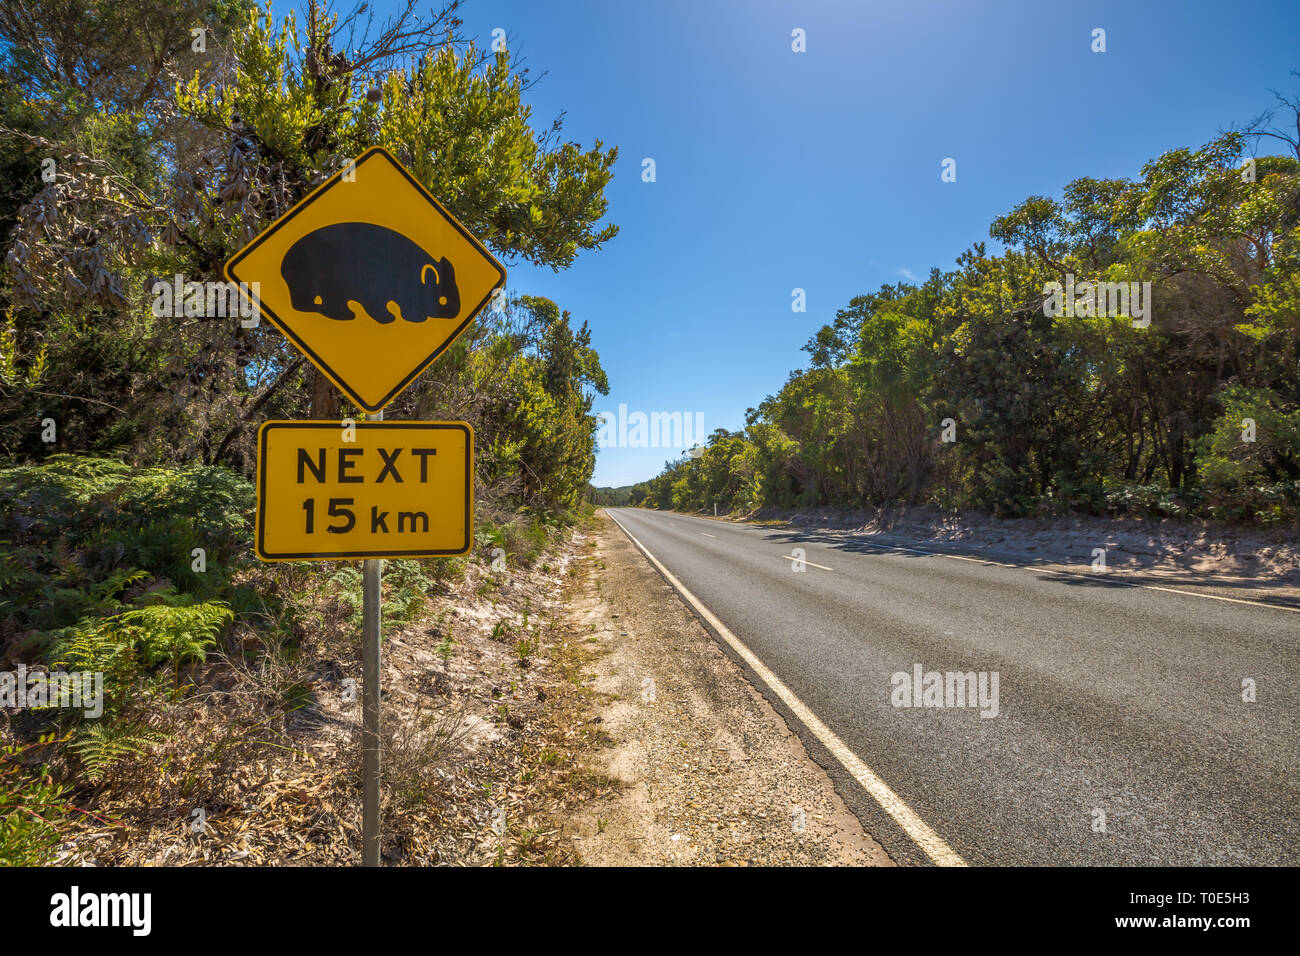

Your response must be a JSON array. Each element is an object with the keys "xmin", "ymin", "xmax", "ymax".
[
  {"xmin": 26, "ymin": 389, "xmax": 125, "ymax": 412},
  {"xmin": 210, "ymin": 355, "xmax": 306, "ymax": 464}
]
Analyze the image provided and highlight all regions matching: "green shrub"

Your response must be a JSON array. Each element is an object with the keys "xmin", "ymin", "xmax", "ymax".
[
  {"xmin": 0, "ymin": 455, "xmax": 253, "ymax": 642},
  {"xmin": 0, "ymin": 736, "xmax": 79, "ymax": 866},
  {"xmin": 327, "ymin": 559, "xmax": 456, "ymax": 632},
  {"xmin": 46, "ymin": 599, "xmax": 232, "ymax": 779}
]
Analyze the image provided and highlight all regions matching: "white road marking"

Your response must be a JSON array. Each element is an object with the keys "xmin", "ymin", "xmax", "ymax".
[
  {"xmin": 783, "ymin": 554, "xmax": 833, "ymax": 571},
  {"xmin": 700, "ymin": 532, "xmax": 716, "ymax": 538},
  {"xmin": 607, "ymin": 510, "xmax": 966, "ymax": 867},
  {"xmin": 656, "ymin": 508, "xmax": 1298, "ymax": 614}
]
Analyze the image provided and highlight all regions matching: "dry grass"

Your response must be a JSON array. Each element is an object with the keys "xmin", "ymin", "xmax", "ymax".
[{"xmin": 37, "ymin": 517, "xmax": 620, "ymax": 866}]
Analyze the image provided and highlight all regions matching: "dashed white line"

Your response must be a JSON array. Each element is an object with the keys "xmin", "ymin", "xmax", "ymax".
[
  {"xmin": 783, "ymin": 553, "xmax": 833, "ymax": 571},
  {"xmin": 606, "ymin": 509, "xmax": 966, "ymax": 867},
  {"xmin": 841, "ymin": 537, "xmax": 1300, "ymax": 613},
  {"xmin": 644, "ymin": 511, "xmax": 1299, "ymax": 613}
]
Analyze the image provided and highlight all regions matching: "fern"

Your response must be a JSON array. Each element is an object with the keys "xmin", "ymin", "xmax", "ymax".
[
  {"xmin": 117, "ymin": 600, "xmax": 234, "ymax": 686},
  {"xmin": 53, "ymin": 617, "xmax": 138, "ymax": 684},
  {"xmin": 68, "ymin": 721, "xmax": 165, "ymax": 782},
  {"xmin": 91, "ymin": 568, "xmax": 150, "ymax": 607},
  {"xmin": 328, "ymin": 568, "xmax": 365, "ymax": 628},
  {"xmin": 325, "ymin": 562, "xmax": 435, "ymax": 630}
]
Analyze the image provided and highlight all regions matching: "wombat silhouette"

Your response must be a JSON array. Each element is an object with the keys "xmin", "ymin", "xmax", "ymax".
[{"xmin": 280, "ymin": 222, "xmax": 460, "ymax": 324}]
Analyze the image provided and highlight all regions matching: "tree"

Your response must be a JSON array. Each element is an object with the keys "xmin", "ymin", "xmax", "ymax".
[{"xmin": 1, "ymin": 0, "xmax": 619, "ymax": 484}]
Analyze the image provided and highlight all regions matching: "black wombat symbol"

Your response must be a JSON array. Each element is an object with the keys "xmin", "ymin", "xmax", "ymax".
[{"xmin": 280, "ymin": 222, "xmax": 460, "ymax": 323}]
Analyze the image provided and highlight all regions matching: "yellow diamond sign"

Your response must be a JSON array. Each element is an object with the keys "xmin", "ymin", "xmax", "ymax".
[{"xmin": 224, "ymin": 146, "xmax": 506, "ymax": 412}]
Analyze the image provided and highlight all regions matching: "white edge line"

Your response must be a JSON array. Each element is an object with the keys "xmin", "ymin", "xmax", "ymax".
[{"xmin": 606, "ymin": 510, "xmax": 967, "ymax": 867}]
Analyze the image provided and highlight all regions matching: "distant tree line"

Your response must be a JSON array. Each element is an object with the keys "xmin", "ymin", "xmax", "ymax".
[
  {"xmin": 633, "ymin": 88, "xmax": 1300, "ymax": 524},
  {"xmin": 585, "ymin": 484, "xmax": 633, "ymax": 506}
]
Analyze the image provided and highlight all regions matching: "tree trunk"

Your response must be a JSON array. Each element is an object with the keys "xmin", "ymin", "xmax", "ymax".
[{"xmin": 309, "ymin": 366, "xmax": 342, "ymax": 419}]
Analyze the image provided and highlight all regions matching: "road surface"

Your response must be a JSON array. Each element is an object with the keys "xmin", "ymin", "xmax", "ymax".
[{"xmin": 604, "ymin": 508, "xmax": 1299, "ymax": 866}]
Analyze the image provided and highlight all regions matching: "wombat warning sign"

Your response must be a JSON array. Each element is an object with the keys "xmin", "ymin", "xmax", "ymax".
[
  {"xmin": 224, "ymin": 147, "xmax": 506, "ymax": 412},
  {"xmin": 281, "ymin": 223, "xmax": 461, "ymax": 324}
]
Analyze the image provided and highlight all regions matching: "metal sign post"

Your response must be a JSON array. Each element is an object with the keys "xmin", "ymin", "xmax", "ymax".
[{"xmin": 361, "ymin": 412, "xmax": 382, "ymax": 867}]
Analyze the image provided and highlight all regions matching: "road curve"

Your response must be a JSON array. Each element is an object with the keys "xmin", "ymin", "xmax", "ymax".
[{"xmin": 604, "ymin": 508, "xmax": 1299, "ymax": 866}]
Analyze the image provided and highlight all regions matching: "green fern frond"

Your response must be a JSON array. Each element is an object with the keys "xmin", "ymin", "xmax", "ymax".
[
  {"xmin": 118, "ymin": 600, "xmax": 233, "ymax": 668},
  {"xmin": 90, "ymin": 568, "xmax": 151, "ymax": 608},
  {"xmin": 69, "ymin": 721, "xmax": 166, "ymax": 782}
]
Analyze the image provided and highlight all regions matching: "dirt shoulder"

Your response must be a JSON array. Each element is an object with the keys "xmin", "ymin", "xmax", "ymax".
[{"xmin": 555, "ymin": 511, "xmax": 891, "ymax": 866}]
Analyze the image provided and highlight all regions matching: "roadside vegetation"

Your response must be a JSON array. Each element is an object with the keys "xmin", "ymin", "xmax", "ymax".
[
  {"xmin": 633, "ymin": 85, "xmax": 1300, "ymax": 526},
  {"xmin": 0, "ymin": 0, "xmax": 616, "ymax": 864}
]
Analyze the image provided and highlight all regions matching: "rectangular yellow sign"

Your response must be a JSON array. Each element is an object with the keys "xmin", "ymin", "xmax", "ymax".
[{"xmin": 255, "ymin": 421, "xmax": 473, "ymax": 560}]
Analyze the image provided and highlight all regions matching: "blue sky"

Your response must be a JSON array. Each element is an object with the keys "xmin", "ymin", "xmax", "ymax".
[{"xmin": 401, "ymin": 0, "xmax": 1300, "ymax": 486}]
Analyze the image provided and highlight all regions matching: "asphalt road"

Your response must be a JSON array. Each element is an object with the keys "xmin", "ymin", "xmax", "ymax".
[{"xmin": 605, "ymin": 508, "xmax": 1299, "ymax": 866}]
